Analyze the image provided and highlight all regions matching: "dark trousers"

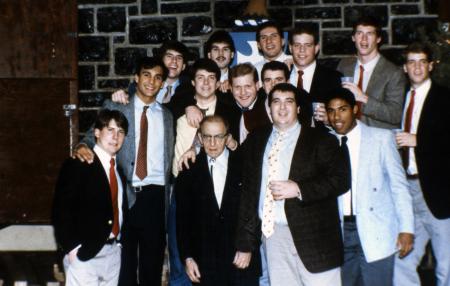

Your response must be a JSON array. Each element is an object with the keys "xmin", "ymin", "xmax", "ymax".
[{"xmin": 119, "ymin": 185, "xmax": 166, "ymax": 286}]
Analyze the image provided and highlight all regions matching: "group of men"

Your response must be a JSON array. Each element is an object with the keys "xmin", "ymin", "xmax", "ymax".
[{"xmin": 52, "ymin": 15, "xmax": 450, "ymax": 286}]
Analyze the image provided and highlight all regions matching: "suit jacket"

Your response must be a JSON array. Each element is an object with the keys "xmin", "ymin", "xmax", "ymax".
[
  {"xmin": 310, "ymin": 63, "xmax": 343, "ymax": 103},
  {"xmin": 175, "ymin": 150, "xmax": 260, "ymax": 284},
  {"xmin": 336, "ymin": 122, "xmax": 414, "ymax": 262},
  {"xmin": 236, "ymin": 125, "xmax": 349, "ymax": 273},
  {"xmin": 52, "ymin": 155, "xmax": 128, "ymax": 261},
  {"xmin": 414, "ymin": 83, "xmax": 450, "ymax": 219},
  {"xmin": 337, "ymin": 55, "xmax": 406, "ymax": 129}
]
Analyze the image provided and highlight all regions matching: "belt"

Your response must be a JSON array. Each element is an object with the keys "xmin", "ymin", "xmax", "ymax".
[
  {"xmin": 407, "ymin": 174, "xmax": 419, "ymax": 179},
  {"xmin": 134, "ymin": 184, "xmax": 164, "ymax": 193},
  {"xmin": 344, "ymin": 215, "xmax": 356, "ymax": 223},
  {"xmin": 105, "ymin": 237, "xmax": 118, "ymax": 245}
]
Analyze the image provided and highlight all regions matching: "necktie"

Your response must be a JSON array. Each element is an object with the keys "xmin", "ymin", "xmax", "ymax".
[
  {"xmin": 136, "ymin": 106, "xmax": 149, "ymax": 180},
  {"xmin": 341, "ymin": 136, "xmax": 353, "ymax": 216},
  {"xmin": 110, "ymin": 158, "xmax": 120, "ymax": 237},
  {"xmin": 262, "ymin": 131, "xmax": 284, "ymax": 238},
  {"xmin": 297, "ymin": 70, "xmax": 304, "ymax": 90},
  {"xmin": 356, "ymin": 65, "xmax": 364, "ymax": 119},
  {"xmin": 162, "ymin": 85, "xmax": 172, "ymax": 103},
  {"xmin": 403, "ymin": 90, "xmax": 416, "ymax": 169}
]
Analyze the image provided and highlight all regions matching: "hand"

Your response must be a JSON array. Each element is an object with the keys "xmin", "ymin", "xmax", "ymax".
[
  {"xmin": 313, "ymin": 103, "xmax": 328, "ymax": 124},
  {"xmin": 233, "ymin": 251, "xmax": 251, "ymax": 269},
  {"xmin": 185, "ymin": 258, "xmax": 201, "ymax": 283},
  {"xmin": 342, "ymin": 82, "xmax": 368, "ymax": 104},
  {"xmin": 395, "ymin": 132, "xmax": 416, "ymax": 147},
  {"xmin": 111, "ymin": 89, "xmax": 129, "ymax": 105},
  {"xmin": 72, "ymin": 144, "xmax": 94, "ymax": 164},
  {"xmin": 219, "ymin": 80, "xmax": 230, "ymax": 93},
  {"xmin": 68, "ymin": 248, "xmax": 78, "ymax": 264},
  {"xmin": 397, "ymin": 232, "xmax": 414, "ymax": 258},
  {"xmin": 186, "ymin": 106, "xmax": 203, "ymax": 128},
  {"xmin": 270, "ymin": 180, "xmax": 301, "ymax": 200},
  {"xmin": 225, "ymin": 134, "xmax": 238, "ymax": 151},
  {"xmin": 178, "ymin": 147, "xmax": 197, "ymax": 171}
]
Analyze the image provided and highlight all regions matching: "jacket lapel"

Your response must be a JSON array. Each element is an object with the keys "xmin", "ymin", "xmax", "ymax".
[{"xmin": 356, "ymin": 123, "xmax": 371, "ymax": 194}]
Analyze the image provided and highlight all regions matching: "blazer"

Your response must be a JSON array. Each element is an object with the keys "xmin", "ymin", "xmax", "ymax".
[
  {"xmin": 337, "ymin": 55, "xmax": 406, "ymax": 129},
  {"xmin": 310, "ymin": 63, "xmax": 343, "ymax": 103},
  {"xmin": 336, "ymin": 122, "xmax": 414, "ymax": 262},
  {"xmin": 236, "ymin": 125, "xmax": 350, "ymax": 273},
  {"xmin": 414, "ymin": 82, "xmax": 450, "ymax": 219},
  {"xmin": 175, "ymin": 150, "xmax": 260, "ymax": 284},
  {"xmin": 52, "ymin": 155, "xmax": 128, "ymax": 261}
]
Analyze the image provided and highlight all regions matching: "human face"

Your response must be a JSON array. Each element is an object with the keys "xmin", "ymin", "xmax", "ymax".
[
  {"xmin": 258, "ymin": 27, "xmax": 284, "ymax": 61},
  {"xmin": 208, "ymin": 42, "xmax": 234, "ymax": 70},
  {"xmin": 94, "ymin": 119, "xmax": 126, "ymax": 156},
  {"xmin": 192, "ymin": 69, "xmax": 219, "ymax": 101},
  {"xmin": 231, "ymin": 74, "xmax": 258, "ymax": 108},
  {"xmin": 199, "ymin": 121, "xmax": 228, "ymax": 159},
  {"xmin": 352, "ymin": 25, "xmax": 381, "ymax": 59},
  {"xmin": 270, "ymin": 91, "xmax": 299, "ymax": 131},
  {"xmin": 262, "ymin": 70, "xmax": 287, "ymax": 94},
  {"xmin": 162, "ymin": 49, "xmax": 186, "ymax": 81},
  {"xmin": 134, "ymin": 66, "xmax": 164, "ymax": 104},
  {"xmin": 289, "ymin": 33, "xmax": 319, "ymax": 70},
  {"xmin": 403, "ymin": 52, "xmax": 433, "ymax": 89},
  {"xmin": 326, "ymin": 98, "xmax": 358, "ymax": 135}
]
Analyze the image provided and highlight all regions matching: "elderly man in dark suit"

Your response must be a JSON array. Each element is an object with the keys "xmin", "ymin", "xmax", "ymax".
[
  {"xmin": 53, "ymin": 109, "xmax": 129, "ymax": 286},
  {"xmin": 236, "ymin": 83, "xmax": 349, "ymax": 286},
  {"xmin": 74, "ymin": 57, "xmax": 174, "ymax": 286}
]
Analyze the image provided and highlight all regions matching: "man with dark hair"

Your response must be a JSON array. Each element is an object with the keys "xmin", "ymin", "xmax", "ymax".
[
  {"xmin": 325, "ymin": 88, "xmax": 414, "ymax": 286},
  {"xmin": 394, "ymin": 42, "xmax": 450, "ymax": 286},
  {"xmin": 337, "ymin": 16, "xmax": 406, "ymax": 129},
  {"xmin": 74, "ymin": 56, "xmax": 174, "ymax": 286},
  {"xmin": 53, "ymin": 109, "xmax": 129, "ymax": 286},
  {"xmin": 236, "ymin": 83, "xmax": 349, "ymax": 286}
]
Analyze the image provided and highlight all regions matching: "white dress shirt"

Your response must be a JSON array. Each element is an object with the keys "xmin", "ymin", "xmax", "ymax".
[
  {"xmin": 156, "ymin": 79, "xmax": 180, "ymax": 103},
  {"xmin": 207, "ymin": 148, "xmax": 229, "ymax": 207},
  {"xmin": 289, "ymin": 61, "xmax": 317, "ymax": 93},
  {"xmin": 254, "ymin": 52, "xmax": 292, "ymax": 81},
  {"xmin": 354, "ymin": 54, "xmax": 380, "ymax": 92},
  {"xmin": 238, "ymin": 99, "xmax": 257, "ymax": 144}
]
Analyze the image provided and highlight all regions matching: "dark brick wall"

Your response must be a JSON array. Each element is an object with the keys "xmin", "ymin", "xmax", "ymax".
[{"xmin": 77, "ymin": 0, "xmax": 439, "ymax": 133}]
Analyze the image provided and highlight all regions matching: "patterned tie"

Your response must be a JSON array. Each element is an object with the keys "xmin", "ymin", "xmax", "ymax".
[
  {"xmin": 135, "ymin": 106, "xmax": 149, "ymax": 180},
  {"xmin": 356, "ymin": 65, "xmax": 364, "ymax": 119},
  {"xmin": 341, "ymin": 136, "xmax": 353, "ymax": 216},
  {"xmin": 403, "ymin": 89, "xmax": 416, "ymax": 169},
  {"xmin": 162, "ymin": 85, "xmax": 172, "ymax": 103},
  {"xmin": 297, "ymin": 70, "xmax": 304, "ymax": 90},
  {"xmin": 262, "ymin": 131, "xmax": 284, "ymax": 238},
  {"xmin": 110, "ymin": 158, "xmax": 120, "ymax": 237}
]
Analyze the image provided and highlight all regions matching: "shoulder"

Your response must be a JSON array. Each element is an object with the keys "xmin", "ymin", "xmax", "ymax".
[
  {"xmin": 377, "ymin": 55, "xmax": 401, "ymax": 71},
  {"xmin": 316, "ymin": 64, "xmax": 342, "ymax": 77},
  {"xmin": 338, "ymin": 57, "xmax": 356, "ymax": 67}
]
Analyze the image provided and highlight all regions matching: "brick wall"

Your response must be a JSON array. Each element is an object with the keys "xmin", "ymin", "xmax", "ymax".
[{"xmin": 77, "ymin": 0, "xmax": 440, "ymax": 133}]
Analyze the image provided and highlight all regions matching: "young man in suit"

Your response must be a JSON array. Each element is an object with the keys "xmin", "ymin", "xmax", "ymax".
[
  {"xmin": 326, "ymin": 88, "xmax": 414, "ymax": 286},
  {"xmin": 175, "ymin": 115, "xmax": 260, "ymax": 286},
  {"xmin": 53, "ymin": 109, "xmax": 129, "ymax": 286},
  {"xmin": 337, "ymin": 16, "xmax": 406, "ymax": 130},
  {"xmin": 74, "ymin": 57, "xmax": 174, "ymax": 286},
  {"xmin": 236, "ymin": 83, "xmax": 349, "ymax": 286},
  {"xmin": 394, "ymin": 42, "xmax": 450, "ymax": 286}
]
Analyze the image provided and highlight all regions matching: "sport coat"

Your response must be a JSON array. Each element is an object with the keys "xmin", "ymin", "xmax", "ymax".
[
  {"xmin": 337, "ymin": 55, "xmax": 406, "ymax": 129},
  {"xmin": 236, "ymin": 125, "xmax": 349, "ymax": 273},
  {"xmin": 336, "ymin": 122, "xmax": 414, "ymax": 262},
  {"xmin": 414, "ymin": 82, "xmax": 450, "ymax": 219},
  {"xmin": 310, "ymin": 63, "xmax": 343, "ymax": 103},
  {"xmin": 176, "ymin": 150, "xmax": 260, "ymax": 284},
  {"xmin": 52, "ymin": 155, "xmax": 128, "ymax": 261}
]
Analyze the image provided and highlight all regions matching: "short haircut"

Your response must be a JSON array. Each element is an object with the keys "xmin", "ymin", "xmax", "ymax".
[
  {"xmin": 325, "ymin": 88, "xmax": 357, "ymax": 108},
  {"xmin": 229, "ymin": 63, "xmax": 259, "ymax": 85},
  {"xmin": 204, "ymin": 30, "xmax": 236, "ymax": 57},
  {"xmin": 268, "ymin": 83, "xmax": 311, "ymax": 125},
  {"xmin": 403, "ymin": 42, "xmax": 434, "ymax": 62},
  {"xmin": 256, "ymin": 20, "xmax": 284, "ymax": 42},
  {"xmin": 94, "ymin": 109, "xmax": 129, "ymax": 135},
  {"xmin": 288, "ymin": 25, "xmax": 319, "ymax": 45},
  {"xmin": 199, "ymin": 115, "xmax": 229, "ymax": 134},
  {"xmin": 352, "ymin": 15, "xmax": 382, "ymax": 38},
  {"xmin": 261, "ymin": 61, "xmax": 290, "ymax": 81},
  {"xmin": 191, "ymin": 58, "xmax": 221, "ymax": 81},
  {"xmin": 134, "ymin": 56, "xmax": 168, "ymax": 81},
  {"xmin": 157, "ymin": 40, "xmax": 189, "ymax": 62}
]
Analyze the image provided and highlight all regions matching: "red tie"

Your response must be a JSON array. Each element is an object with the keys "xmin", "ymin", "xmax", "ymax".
[
  {"xmin": 110, "ymin": 158, "xmax": 120, "ymax": 237},
  {"xmin": 136, "ymin": 106, "xmax": 149, "ymax": 180},
  {"xmin": 403, "ymin": 90, "xmax": 416, "ymax": 169},
  {"xmin": 297, "ymin": 70, "xmax": 304, "ymax": 90},
  {"xmin": 356, "ymin": 65, "xmax": 364, "ymax": 119}
]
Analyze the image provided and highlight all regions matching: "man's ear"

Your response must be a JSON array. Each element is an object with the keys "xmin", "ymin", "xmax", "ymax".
[
  {"xmin": 353, "ymin": 104, "xmax": 359, "ymax": 115},
  {"xmin": 94, "ymin": 128, "xmax": 100, "ymax": 139},
  {"xmin": 197, "ymin": 133, "xmax": 203, "ymax": 145},
  {"xmin": 134, "ymin": 74, "xmax": 139, "ymax": 83}
]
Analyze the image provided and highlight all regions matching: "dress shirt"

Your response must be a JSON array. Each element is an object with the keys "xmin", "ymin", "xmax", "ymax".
[
  {"xmin": 335, "ymin": 122, "xmax": 361, "ymax": 216},
  {"xmin": 289, "ymin": 61, "xmax": 317, "ymax": 93},
  {"xmin": 354, "ymin": 54, "xmax": 380, "ymax": 92},
  {"xmin": 258, "ymin": 122, "xmax": 301, "ymax": 225},
  {"xmin": 401, "ymin": 78, "xmax": 431, "ymax": 175},
  {"xmin": 207, "ymin": 148, "xmax": 229, "ymax": 207},
  {"xmin": 254, "ymin": 52, "xmax": 292, "ymax": 81},
  {"xmin": 94, "ymin": 145, "xmax": 124, "ymax": 238},
  {"xmin": 132, "ymin": 97, "xmax": 165, "ymax": 186},
  {"xmin": 156, "ymin": 79, "xmax": 180, "ymax": 103},
  {"xmin": 238, "ymin": 99, "xmax": 257, "ymax": 144},
  {"xmin": 220, "ymin": 70, "xmax": 229, "ymax": 83}
]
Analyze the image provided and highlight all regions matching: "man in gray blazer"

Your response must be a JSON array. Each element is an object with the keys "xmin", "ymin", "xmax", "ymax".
[
  {"xmin": 74, "ymin": 57, "xmax": 174, "ymax": 286},
  {"xmin": 337, "ymin": 16, "xmax": 406, "ymax": 129}
]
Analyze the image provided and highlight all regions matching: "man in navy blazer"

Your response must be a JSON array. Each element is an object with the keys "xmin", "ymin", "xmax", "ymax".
[{"xmin": 53, "ymin": 109, "xmax": 129, "ymax": 286}]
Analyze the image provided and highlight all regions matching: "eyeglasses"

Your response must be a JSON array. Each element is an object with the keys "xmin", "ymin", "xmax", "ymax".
[{"xmin": 201, "ymin": 133, "xmax": 228, "ymax": 142}]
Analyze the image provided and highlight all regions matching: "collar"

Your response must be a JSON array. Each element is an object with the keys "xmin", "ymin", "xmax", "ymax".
[
  {"xmin": 412, "ymin": 78, "xmax": 432, "ymax": 94},
  {"xmin": 273, "ymin": 121, "xmax": 300, "ymax": 136},
  {"xmin": 134, "ymin": 95, "xmax": 159, "ymax": 111},
  {"xmin": 357, "ymin": 53, "xmax": 380, "ymax": 72},
  {"xmin": 335, "ymin": 120, "xmax": 361, "ymax": 143},
  {"xmin": 294, "ymin": 60, "xmax": 316, "ymax": 74},
  {"xmin": 94, "ymin": 144, "xmax": 116, "ymax": 167},
  {"xmin": 207, "ymin": 148, "xmax": 229, "ymax": 165}
]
